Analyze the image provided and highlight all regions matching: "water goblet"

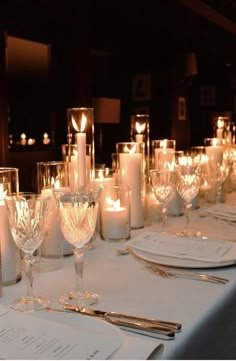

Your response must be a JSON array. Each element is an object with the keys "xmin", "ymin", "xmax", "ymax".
[
  {"xmin": 4, "ymin": 193, "xmax": 50, "ymax": 312},
  {"xmin": 149, "ymin": 169, "xmax": 176, "ymax": 231},
  {"xmin": 176, "ymin": 162, "xmax": 201, "ymax": 237},
  {"xmin": 55, "ymin": 188, "xmax": 101, "ymax": 307}
]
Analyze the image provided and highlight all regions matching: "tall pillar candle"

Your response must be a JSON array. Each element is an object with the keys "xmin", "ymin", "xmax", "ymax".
[
  {"xmin": 0, "ymin": 201, "xmax": 21, "ymax": 286},
  {"xmin": 0, "ymin": 167, "xmax": 21, "ymax": 287},
  {"xmin": 117, "ymin": 142, "xmax": 144, "ymax": 229}
]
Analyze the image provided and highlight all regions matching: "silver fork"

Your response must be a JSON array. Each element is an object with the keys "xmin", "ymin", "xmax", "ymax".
[{"xmin": 144, "ymin": 262, "xmax": 229, "ymax": 285}]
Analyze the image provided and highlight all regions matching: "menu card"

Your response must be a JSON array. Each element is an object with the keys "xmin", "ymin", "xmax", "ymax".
[
  {"xmin": 128, "ymin": 231, "xmax": 232, "ymax": 261},
  {"xmin": 0, "ymin": 305, "xmax": 122, "ymax": 360}
]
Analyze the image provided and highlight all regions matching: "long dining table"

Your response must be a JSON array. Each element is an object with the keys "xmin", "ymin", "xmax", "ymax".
[{"xmin": 1, "ymin": 192, "xmax": 236, "ymax": 359}]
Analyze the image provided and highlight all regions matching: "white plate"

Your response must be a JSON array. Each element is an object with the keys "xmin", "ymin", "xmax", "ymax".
[{"xmin": 131, "ymin": 248, "xmax": 236, "ymax": 269}]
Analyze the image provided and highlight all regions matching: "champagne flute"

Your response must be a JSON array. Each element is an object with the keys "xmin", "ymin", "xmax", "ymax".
[
  {"xmin": 176, "ymin": 161, "xmax": 201, "ymax": 237},
  {"xmin": 55, "ymin": 188, "xmax": 101, "ymax": 307},
  {"xmin": 4, "ymin": 193, "xmax": 50, "ymax": 312},
  {"xmin": 149, "ymin": 169, "xmax": 176, "ymax": 231}
]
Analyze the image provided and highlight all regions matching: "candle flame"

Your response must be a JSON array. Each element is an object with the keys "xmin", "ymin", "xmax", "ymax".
[
  {"xmin": 123, "ymin": 144, "xmax": 137, "ymax": 154},
  {"xmin": 71, "ymin": 115, "xmax": 79, "ymax": 132},
  {"xmin": 160, "ymin": 139, "xmax": 168, "ymax": 149},
  {"xmin": 97, "ymin": 169, "xmax": 104, "ymax": 180},
  {"xmin": 106, "ymin": 197, "xmax": 120, "ymax": 209},
  {"xmin": 81, "ymin": 113, "xmax": 87, "ymax": 132},
  {"xmin": 50, "ymin": 177, "xmax": 60, "ymax": 188},
  {"xmin": 71, "ymin": 113, "xmax": 87, "ymax": 132},
  {"xmin": 0, "ymin": 183, "xmax": 8, "ymax": 200},
  {"xmin": 178, "ymin": 156, "xmax": 193, "ymax": 166},
  {"xmin": 217, "ymin": 117, "xmax": 224, "ymax": 129},
  {"xmin": 135, "ymin": 121, "xmax": 146, "ymax": 134}
]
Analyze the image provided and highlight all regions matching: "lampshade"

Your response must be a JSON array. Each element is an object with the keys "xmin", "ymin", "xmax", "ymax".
[{"xmin": 92, "ymin": 97, "xmax": 120, "ymax": 124}]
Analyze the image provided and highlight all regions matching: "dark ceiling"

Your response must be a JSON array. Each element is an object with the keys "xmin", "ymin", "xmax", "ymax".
[
  {"xmin": 0, "ymin": 0, "xmax": 236, "ymax": 42},
  {"xmin": 0, "ymin": 0, "xmax": 236, "ymax": 60}
]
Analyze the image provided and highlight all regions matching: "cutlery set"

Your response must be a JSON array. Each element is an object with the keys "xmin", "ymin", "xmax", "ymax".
[
  {"xmin": 46, "ymin": 245, "xmax": 229, "ymax": 340},
  {"xmin": 46, "ymin": 305, "xmax": 181, "ymax": 339}
]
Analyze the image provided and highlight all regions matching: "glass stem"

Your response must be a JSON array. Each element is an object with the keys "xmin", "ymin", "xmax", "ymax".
[
  {"xmin": 74, "ymin": 248, "xmax": 85, "ymax": 297},
  {"xmin": 184, "ymin": 201, "xmax": 192, "ymax": 235},
  {"xmin": 24, "ymin": 254, "xmax": 35, "ymax": 299},
  {"xmin": 162, "ymin": 206, "xmax": 168, "ymax": 231}
]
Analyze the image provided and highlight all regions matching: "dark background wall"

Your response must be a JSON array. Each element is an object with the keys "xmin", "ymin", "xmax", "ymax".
[{"xmin": 0, "ymin": 0, "xmax": 236, "ymax": 189}]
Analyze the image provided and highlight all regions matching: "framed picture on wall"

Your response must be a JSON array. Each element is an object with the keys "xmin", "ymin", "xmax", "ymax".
[
  {"xmin": 132, "ymin": 74, "xmax": 151, "ymax": 101},
  {"xmin": 178, "ymin": 97, "xmax": 186, "ymax": 120}
]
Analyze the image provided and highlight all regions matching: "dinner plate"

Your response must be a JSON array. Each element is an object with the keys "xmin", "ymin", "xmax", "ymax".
[
  {"xmin": 131, "ymin": 247, "xmax": 236, "ymax": 269},
  {"xmin": 128, "ymin": 231, "xmax": 236, "ymax": 269}
]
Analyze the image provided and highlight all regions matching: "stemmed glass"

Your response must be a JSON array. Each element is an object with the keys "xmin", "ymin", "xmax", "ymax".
[
  {"xmin": 175, "ymin": 160, "xmax": 201, "ymax": 237},
  {"xmin": 4, "ymin": 193, "xmax": 50, "ymax": 312},
  {"xmin": 54, "ymin": 188, "xmax": 101, "ymax": 307},
  {"xmin": 149, "ymin": 169, "xmax": 176, "ymax": 231}
]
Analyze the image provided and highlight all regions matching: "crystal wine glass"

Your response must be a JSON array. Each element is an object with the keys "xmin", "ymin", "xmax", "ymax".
[
  {"xmin": 176, "ymin": 161, "xmax": 201, "ymax": 237},
  {"xmin": 55, "ymin": 188, "xmax": 101, "ymax": 307},
  {"xmin": 149, "ymin": 169, "xmax": 176, "ymax": 231},
  {"xmin": 4, "ymin": 193, "xmax": 50, "ymax": 312}
]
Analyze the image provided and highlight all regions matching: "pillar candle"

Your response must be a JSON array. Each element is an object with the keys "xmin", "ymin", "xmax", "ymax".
[
  {"xmin": 75, "ymin": 132, "xmax": 86, "ymax": 189},
  {"xmin": 101, "ymin": 203, "xmax": 129, "ymax": 240},
  {"xmin": 119, "ymin": 152, "xmax": 144, "ymax": 228},
  {"xmin": 0, "ymin": 200, "xmax": 21, "ymax": 286},
  {"xmin": 154, "ymin": 148, "xmax": 175, "ymax": 169}
]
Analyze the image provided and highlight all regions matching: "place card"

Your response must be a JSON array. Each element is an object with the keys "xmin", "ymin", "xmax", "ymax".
[
  {"xmin": 0, "ymin": 305, "xmax": 122, "ymax": 360},
  {"xmin": 127, "ymin": 231, "xmax": 232, "ymax": 261}
]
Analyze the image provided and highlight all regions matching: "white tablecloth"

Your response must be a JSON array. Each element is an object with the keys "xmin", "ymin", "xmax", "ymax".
[{"xmin": 1, "ymin": 193, "xmax": 236, "ymax": 359}]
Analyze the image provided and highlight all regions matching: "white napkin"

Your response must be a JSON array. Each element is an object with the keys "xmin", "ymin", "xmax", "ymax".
[
  {"xmin": 206, "ymin": 204, "xmax": 236, "ymax": 221},
  {"xmin": 127, "ymin": 231, "xmax": 236, "ymax": 263}
]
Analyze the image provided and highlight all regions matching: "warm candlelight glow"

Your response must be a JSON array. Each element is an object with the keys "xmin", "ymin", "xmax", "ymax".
[
  {"xmin": 160, "ymin": 139, "xmax": 168, "ymax": 149},
  {"xmin": 72, "ymin": 113, "xmax": 87, "ymax": 132},
  {"xmin": 0, "ymin": 184, "xmax": 7, "ymax": 200},
  {"xmin": 178, "ymin": 155, "xmax": 193, "ymax": 166},
  {"xmin": 124, "ymin": 144, "xmax": 137, "ymax": 154},
  {"xmin": 81, "ymin": 113, "xmax": 87, "ymax": 132},
  {"xmin": 27, "ymin": 138, "xmax": 35, "ymax": 145},
  {"xmin": 135, "ymin": 121, "xmax": 146, "ymax": 134},
  {"xmin": 20, "ymin": 133, "xmax": 27, "ymax": 145},
  {"xmin": 43, "ymin": 132, "xmax": 50, "ymax": 144},
  {"xmin": 217, "ymin": 117, "xmax": 224, "ymax": 129},
  {"xmin": 106, "ymin": 197, "xmax": 121, "ymax": 210}
]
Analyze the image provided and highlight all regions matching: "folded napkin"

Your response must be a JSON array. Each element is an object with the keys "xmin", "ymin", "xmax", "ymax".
[
  {"xmin": 206, "ymin": 204, "xmax": 236, "ymax": 222},
  {"xmin": 127, "ymin": 231, "xmax": 236, "ymax": 264}
]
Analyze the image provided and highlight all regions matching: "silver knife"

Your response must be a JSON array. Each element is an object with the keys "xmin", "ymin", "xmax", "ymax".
[{"xmin": 63, "ymin": 305, "xmax": 179, "ymax": 338}]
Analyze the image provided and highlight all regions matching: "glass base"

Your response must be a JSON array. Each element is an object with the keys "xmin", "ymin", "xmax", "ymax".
[
  {"xmin": 11, "ymin": 296, "xmax": 50, "ymax": 312},
  {"xmin": 59, "ymin": 291, "xmax": 101, "ymax": 307},
  {"xmin": 176, "ymin": 229, "xmax": 202, "ymax": 237}
]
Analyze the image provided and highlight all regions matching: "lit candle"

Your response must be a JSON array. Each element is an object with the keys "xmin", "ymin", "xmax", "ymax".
[
  {"xmin": 0, "ymin": 184, "xmax": 21, "ymax": 286},
  {"xmin": 20, "ymin": 133, "xmax": 27, "ymax": 145},
  {"xmin": 205, "ymin": 138, "xmax": 224, "ymax": 166},
  {"xmin": 41, "ymin": 182, "xmax": 72, "ymax": 260},
  {"xmin": 216, "ymin": 117, "xmax": 224, "ymax": 139},
  {"xmin": 154, "ymin": 140, "xmax": 175, "ymax": 169},
  {"xmin": 27, "ymin": 138, "xmax": 35, "ymax": 145},
  {"xmin": 73, "ymin": 113, "xmax": 87, "ymax": 189},
  {"xmin": 135, "ymin": 121, "xmax": 145, "ymax": 143},
  {"xmin": 43, "ymin": 132, "xmax": 50, "ymax": 145},
  {"xmin": 101, "ymin": 199, "xmax": 129, "ymax": 240},
  {"xmin": 205, "ymin": 138, "xmax": 224, "ymax": 202},
  {"xmin": 119, "ymin": 144, "xmax": 144, "ymax": 228}
]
